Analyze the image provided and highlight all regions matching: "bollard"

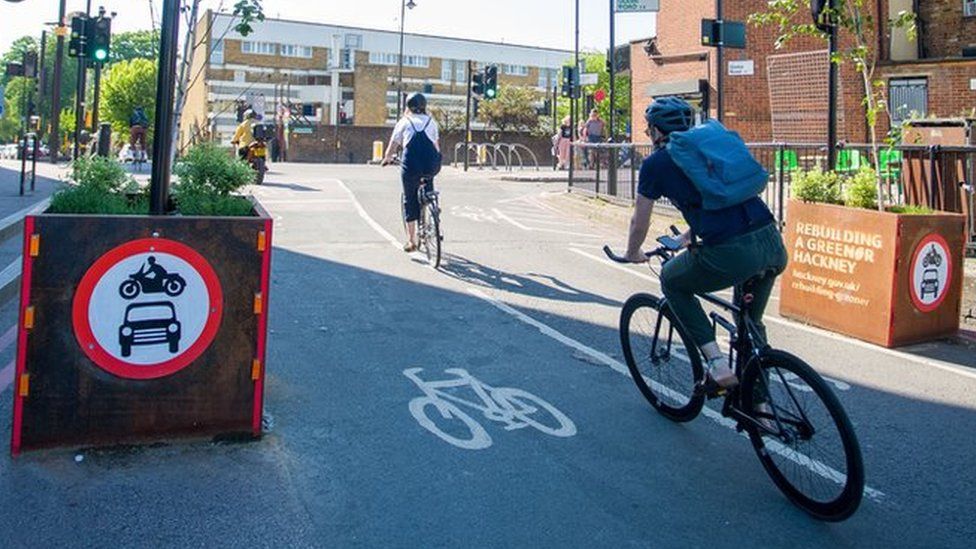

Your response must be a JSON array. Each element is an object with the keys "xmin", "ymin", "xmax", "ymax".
[{"xmin": 372, "ymin": 141, "xmax": 384, "ymax": 163}]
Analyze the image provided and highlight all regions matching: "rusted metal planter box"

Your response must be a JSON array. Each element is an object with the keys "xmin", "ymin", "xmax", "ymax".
[
  {"xmin": 780, "ymin": 200, "xmax": 966, "ymax": 347},
  {"xmin": 10, "ymin": 204, "xmax": 273, "ymax": 455}
]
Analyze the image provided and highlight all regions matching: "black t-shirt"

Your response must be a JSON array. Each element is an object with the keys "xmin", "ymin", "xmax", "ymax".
[{"xmin": 637, "ymin": 147, "xmax": 774, "ymax": 245}]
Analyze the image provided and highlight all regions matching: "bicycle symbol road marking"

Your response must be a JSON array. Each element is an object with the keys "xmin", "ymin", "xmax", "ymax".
[{"xmin": 404, "ymin": 368, "xmax": 577, "ymax": 450}]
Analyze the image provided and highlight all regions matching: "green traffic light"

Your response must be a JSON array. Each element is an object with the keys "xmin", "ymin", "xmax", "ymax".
[
  {"xmin": 486, "ymin": 89, "xmax": 496, "ymax": 98},
  {"xmin": 94, "ymin": 49, "xmax": 108, "ymax": 61}
]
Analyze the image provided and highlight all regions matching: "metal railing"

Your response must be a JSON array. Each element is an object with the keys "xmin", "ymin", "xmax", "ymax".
[
  {"xmin": 452, "ymin": 142, "xmax": 540, "ymax": 171},
  {"xmin": 568, "ymin": 141, "xmax": 976, "ymax": 249}
]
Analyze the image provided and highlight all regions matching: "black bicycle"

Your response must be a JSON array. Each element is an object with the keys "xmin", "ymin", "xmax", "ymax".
[
  {"xmin": 401, "ymin": 177, "xmax": 443, "ymax": 268},
  {"xmin": 605, "ymin": 233, "xmax": 864, "ymax": 522}
]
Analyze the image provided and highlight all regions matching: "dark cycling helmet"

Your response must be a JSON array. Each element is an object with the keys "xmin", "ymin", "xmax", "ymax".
[
  {"xmin": 644, "ymin": 96, "xmax": 694, "ymax": 134},
  {"xmin": 406, "ymin": 92, "xmax": 427, "ymax": 114}
]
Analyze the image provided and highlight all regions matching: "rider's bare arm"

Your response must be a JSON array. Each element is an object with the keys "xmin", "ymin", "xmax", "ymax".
[{"xmin": 625, "ymin": 194, "xmax": 655, "ymax": 263}]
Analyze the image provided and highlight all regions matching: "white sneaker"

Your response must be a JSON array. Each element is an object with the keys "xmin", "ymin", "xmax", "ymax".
[{"xmin": 706, "ymin": 357, "xmax": 739, "ymax": 388}]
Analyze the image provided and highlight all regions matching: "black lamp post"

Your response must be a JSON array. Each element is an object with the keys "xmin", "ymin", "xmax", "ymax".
[{"xmin": 395, "ymin": 0, "xmax": 417, "ymax": 120}]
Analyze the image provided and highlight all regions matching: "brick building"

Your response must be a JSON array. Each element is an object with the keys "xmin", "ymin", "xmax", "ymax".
[
  {"xmin": 180, "ymin": 11, "xmax": 571, "ymax": 149},
  {"xmin": 630, "ymin": 0, "xmax": 976, "ymax": 144}
]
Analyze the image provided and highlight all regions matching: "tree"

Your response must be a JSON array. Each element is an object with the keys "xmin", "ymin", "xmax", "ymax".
[
  {"xmin": 430, "ymin": 106, "xmax": 466, "ymax": 133},
  {"xmin": 577, "ymin": 51, "xmax": 631, "ymax": 139},
  {"xmin": 750, "ymin": 0, "xmax": 916, "ymax": 210},
  {"xmin": 0, "ymin": 77, "xmax": 30, "ymax": 142},
  {"xmin": 101, "ymin": 58, "xmax": 157, "ymax": 139},
  {"xmin": 110, "ymin": 30, "xmax": 159, "ymax": 64},
  {"xmin": 477, "ymin": 85, "xmax": 541, "ymax": 133},
  {"xmin": 0, "ymin": 34, "xmax": 79, "ymax": 141}
]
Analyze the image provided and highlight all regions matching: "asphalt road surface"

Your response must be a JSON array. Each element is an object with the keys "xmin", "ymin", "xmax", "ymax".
[{"xmin": 1, "ymin": 163, "xmax": 974, "ymax": 548}]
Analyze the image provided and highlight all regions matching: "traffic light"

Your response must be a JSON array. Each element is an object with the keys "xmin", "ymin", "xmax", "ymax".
[
  {"xmin": 812, "ymin": 0, "xmax": 832, "ymax": 33},
  {"xmin": 483, "ymin": 65, "xmax": 498, "ymax": 100},
  {"xmin": 68, "ymin": 15, "xmax": 87, "ymax": 58},
  {"xmin": 88, "ymin": 16, "xmax": 112, "ymax": 63},
  {"xmin": 561, "ymin": 66, "xmax": 578, "ymax": 98},
  {"xmin": 471, "ymin": 71, "xmax": 484, "ymax": 96}
]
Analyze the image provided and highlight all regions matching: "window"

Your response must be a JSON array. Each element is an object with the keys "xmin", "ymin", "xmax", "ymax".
[
  {"xmin": 538, "ymin": 68, "xmax": 558, "ymax": 89},
  {"xmin": 368, "ymin": 52, "xmax": 429, "ymax": 67},
  {"xmin": 456, "ymin": 61, "xmax": 466, "ymax": 82},
  {"xmin": 241, "ymin": 41, "xmax": 276, "ymax": 55},
  {"xmin": 965, "ymin": 0, "xmax": 976, "ymax": 17},
  {"xmin": 210, "ymin": 38, "xmax": 224, "ymax": 65},
  {"xmin": 344, "ymin": 34, "xmax": 363, "ymax": 49},
  {"xmin": 441, "ymin": 59, "xmax": 454, "ymax": 82},
  {"xmin": 889, "ymin": 78, "xmax": 927, "ymax": 123},
  {"xmin": 503, "ymin": 64, "xmax": 529, "ymax": 76},
  {"xmin": 281, "ymin": 44, "xmax": 313, "ymax": 58}
]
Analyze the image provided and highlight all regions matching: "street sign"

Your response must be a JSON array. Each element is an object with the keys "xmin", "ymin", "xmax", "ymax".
[
  {"xmin": 909, "ymin": 234, "xmax": 952, "ymax": 313},
  {"xmin": 580, "ymin": 73, "xmax": 599, "ymax": 86},
  {"xmin": 970, "ymin": 78, "xmax": 976, "ymax": 91},
  {"xmin": 72, "ymin": 238, "xmax": 223, "ymax": 380},
  {"xmin": 614, "ymin": 0, "xmax": 660, "ymax": 12},
  {"xmin": 728, "ymin": 60, "xmax": 755, "ymax": 76},
  {"xmin": 594, "ymin": 89, "xmax": 607, "ymax": 103},
  {"xmin": 701, "ymin": 19, "xmax": 747, "ymax": 49}
]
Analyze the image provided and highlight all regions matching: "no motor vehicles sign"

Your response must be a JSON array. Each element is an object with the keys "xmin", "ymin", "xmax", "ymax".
[{"xmin": 72, "ymin": 238, "xmax": 224, "ymax": 380}]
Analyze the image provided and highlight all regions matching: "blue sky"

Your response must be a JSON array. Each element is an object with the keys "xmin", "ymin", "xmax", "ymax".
[{"xmin": 1, "ymin": 0, "xmax": 657, "ymax": 54}]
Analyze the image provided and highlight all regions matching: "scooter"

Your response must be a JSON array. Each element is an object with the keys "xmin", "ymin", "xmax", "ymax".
[{"xmin": 246, "ymin": 124, "xmax": 272, "ymax": 185}]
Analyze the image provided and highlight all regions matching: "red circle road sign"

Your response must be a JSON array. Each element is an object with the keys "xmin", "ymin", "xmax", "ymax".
[
  {"xmin": 908, "ymin": 233, "xmax": 952, "ymax": 313},
  {"xmin": 72, "ymin": 238, "xmax": 223, "ymax": 380}
]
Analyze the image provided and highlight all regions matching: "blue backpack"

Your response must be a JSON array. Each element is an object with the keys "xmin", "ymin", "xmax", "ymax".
[
  {"xmin": 667, "ymin": 120, "xmax": 768, "ymax": 210},
  {"xmin": 402, "ymin": 117, "xmax": 442, "ymax": 178}
]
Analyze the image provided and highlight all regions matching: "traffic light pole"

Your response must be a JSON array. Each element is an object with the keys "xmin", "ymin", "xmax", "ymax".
[
  {"xmin": 569, "ymin": 0, "xmax": 579, "ymax": 187},
  {"xmin": 826, "ymin": 0, "xmax": 838, "ymax": 170},
  {"xmin": 73, "ymin": 1, "xmax": 92, "ymax": 160},
  {"xmin": 716, "ymin": 0, "xmax": 724, "ymax": 122},
  {"xmin": 609, "ymin": 0, "xmax": 615, "ymax": 142},
  {"xmin": 49, "ymin": 0, "xmax": 67, "ymax": 163},
  {"xmin": 464, "ymin": 60, "xmax": 472, "ymax": 172},
  {"xmin": 149, "ymin": 0, "xmax": 181, "ymax": 215},
  {"xmin": 91, "ymin": 61, "xmax": 101, "ymax": 133}
]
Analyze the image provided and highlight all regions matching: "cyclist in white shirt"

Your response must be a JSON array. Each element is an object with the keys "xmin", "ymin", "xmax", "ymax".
[{"xmin": 382, "ymin": 93, "xmax": 442, "ymax": 252}]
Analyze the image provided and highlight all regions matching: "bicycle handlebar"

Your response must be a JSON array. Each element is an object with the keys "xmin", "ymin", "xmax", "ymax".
[{"xmin": 603, "ymin": 245, "xmax": 674, "ymax": 265}]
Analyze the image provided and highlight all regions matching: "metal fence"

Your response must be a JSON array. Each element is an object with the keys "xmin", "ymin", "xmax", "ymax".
[{"xmin": 568, "ymin": 142, "xmax": 976, "ymax": 249}]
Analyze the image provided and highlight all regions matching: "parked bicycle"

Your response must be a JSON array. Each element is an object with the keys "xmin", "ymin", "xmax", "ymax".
[{"xmin": 604, "ymin": 232, "xmax": 864, "ymax": 522}]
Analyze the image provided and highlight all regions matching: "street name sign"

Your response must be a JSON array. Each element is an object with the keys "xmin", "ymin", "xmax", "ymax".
[
  {"xmin": 615, "ymin": 0, "xmax": 660, "ymax": 12},
  {"xmin": 580, "ymin": 73, "xmax": 599, "ymax": 86},
  {"xmin": 728, "ymin": 60, "xmax": 755, "ymax": 76}
]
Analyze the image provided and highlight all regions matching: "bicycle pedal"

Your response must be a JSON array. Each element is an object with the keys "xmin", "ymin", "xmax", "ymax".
[{"xmin": 694, "ymin": 378, "xmax": 727, "ymax": 400}]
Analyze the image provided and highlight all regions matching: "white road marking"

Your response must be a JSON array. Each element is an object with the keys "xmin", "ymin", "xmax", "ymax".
[
  {"xmin": 334, "ymin": 178, "xmax": 434, "ymax": 265},
  {"xmin": 405, "ymin": 367, "xmax": 576, "ymax": 450},
  {"xmin": 468, "ymin": 287, "xmax": 885, "ymax": 503},
  {"xmin": 571, "ymin": 247, "xmax": 976, "ymax": 384},
  {"xmin": 493, "ymin": 209, "xmax": 599, "ymax": 238}
]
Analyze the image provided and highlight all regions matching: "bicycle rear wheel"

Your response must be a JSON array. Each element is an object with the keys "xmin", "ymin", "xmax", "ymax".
[
  {"xmin": 420, "ymin": 195, "xmax": 442, "ymax": 269},
  {"xmin": 740, "ymin": 350, "xmax": 864, "ymax": 521},
  {"xmin": 620, "ymin": 294, "xmax": 705, "ymax": 422}
]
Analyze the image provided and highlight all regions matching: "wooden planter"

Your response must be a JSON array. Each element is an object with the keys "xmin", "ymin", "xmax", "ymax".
[
  {"xmin": 10, "ymin": 204, "xmax": 273, "ymax": 455},
  {"xmin": 780, "ymin": 200, "xmax": 966, "ymax": 347}
]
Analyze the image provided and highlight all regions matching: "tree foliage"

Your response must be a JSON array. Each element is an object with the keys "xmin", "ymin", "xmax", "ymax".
[
  {"xmin": 110, "ymin": 30, "xmax": 159, "ymax": 64},
  {"xmin": 577, "ymin": 51, "xmax": 631, "ymax": 139},
  {"xmin": 101, "ymin": 58, "xmax": 157, "ymax": 138},
  {"xmin": 476, "ymin": 85, "xmax": 541, "ymax": 133},
  {"xmin": 232, "ymin": 0, "xmax": 266, "ymax": 36},
  {"xmin": 750, "ymin": 0, "xmax": 916, "ymax": 210}
]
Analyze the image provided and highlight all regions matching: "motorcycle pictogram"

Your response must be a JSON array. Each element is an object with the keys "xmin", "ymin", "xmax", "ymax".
[{"xmin": 118, "ymin": 256, "xmax": 187, "ymax": 300}]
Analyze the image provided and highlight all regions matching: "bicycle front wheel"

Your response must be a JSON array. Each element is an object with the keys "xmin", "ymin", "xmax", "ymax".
[
  {"xmin": 740, "ymin": 350, "xmax": 864, "ymax": 521},
  {"xmin": 620, "ymin": 294, "xmax": 705, "ymax": 422}
]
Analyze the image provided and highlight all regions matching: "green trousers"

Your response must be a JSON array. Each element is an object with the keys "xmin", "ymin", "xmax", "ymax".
[{"xmin": 660, "ymin": 223, "xmax": 788, "ymax": 347}]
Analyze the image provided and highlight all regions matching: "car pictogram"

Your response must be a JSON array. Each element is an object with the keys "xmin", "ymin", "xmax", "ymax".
[{"xmin": 119, "ymin": 301, "xmax": 182, "ymax": 358}]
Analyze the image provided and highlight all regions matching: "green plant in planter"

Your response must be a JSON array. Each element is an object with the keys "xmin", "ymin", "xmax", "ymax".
[
  {"xmin": 843, "ymin": 168, "xmax": 879, "ymax": 210},
  {"xmin": 49, "ymin": 156, "xmax": 148, "ymax": 215},
  {"xmin": 791, "ymin": 168, "xmax": 842, "ymax": 205},
  {"xmin": 173, "ymin": 142, "xmax": 255, "ymax": 216},
  {"xmin": 889, "ymin": 204, "xmax": 934, "ymax": 215}
]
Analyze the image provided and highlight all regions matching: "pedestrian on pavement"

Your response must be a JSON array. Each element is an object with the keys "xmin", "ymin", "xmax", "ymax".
[
  {"xmin": 381, "ymin": 92, "xmax": 442, "ymax": 252},
  {"xmin": 583, "ymin": 109, "xmax": 606, "ymax": 169},
  {"xmin": 553, "ymin": 116, "xmax": 572, "ymax": 170}
]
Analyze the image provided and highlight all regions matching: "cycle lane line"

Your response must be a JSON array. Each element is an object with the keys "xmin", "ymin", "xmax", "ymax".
[
  {"xmin": 568, "ymin": 246, "xmax": 976, "ymax": 383},
  {"xmin": 466, "ymin": 287, "xmax": 887, "ymax": 504},
  {"xmin": 0, "ymin": 324, "xmax": 19, "ymax": 394}
]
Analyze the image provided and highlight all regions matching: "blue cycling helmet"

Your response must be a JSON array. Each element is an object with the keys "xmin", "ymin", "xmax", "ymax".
[{"xmin": 644, "ymin": 96, "xmax": 694, "ymax": 134}]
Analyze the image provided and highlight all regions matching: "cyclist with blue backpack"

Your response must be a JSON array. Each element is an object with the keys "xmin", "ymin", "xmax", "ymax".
[
  {"xmin": 623, "ymin": 96, "xmax": 787, "ymax": 389},
  {"xmin": 382, "ymin": 92, "xmax": 443, "ymax": 252}
]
